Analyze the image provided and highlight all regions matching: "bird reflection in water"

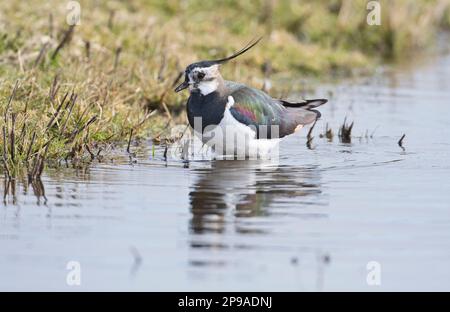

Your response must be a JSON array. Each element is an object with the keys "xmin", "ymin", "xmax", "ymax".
[
  {"xmin": 188, "ymin": 160, "xmax": 330, "ymax": 289},
  {"xmin": 189, "ymin": 160, "xmax": 323, "ymax": 235}
]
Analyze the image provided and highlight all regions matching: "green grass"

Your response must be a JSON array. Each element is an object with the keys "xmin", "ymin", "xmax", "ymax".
[{"xmin": 1, "ymin": 0, "xmax": 449, "ymax": 177}]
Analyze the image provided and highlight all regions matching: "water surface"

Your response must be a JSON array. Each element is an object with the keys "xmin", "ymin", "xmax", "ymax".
[{"xmin": 1, "ymin": 53, "xmax": 450, "ymax": 291}]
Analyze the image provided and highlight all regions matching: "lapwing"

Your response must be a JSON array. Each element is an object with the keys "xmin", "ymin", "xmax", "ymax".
[{"xmin": 175, "ymin": 37, "xmax": 327, "ymax": 158}]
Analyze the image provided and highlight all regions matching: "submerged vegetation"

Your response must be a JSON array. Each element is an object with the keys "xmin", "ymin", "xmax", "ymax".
[{"xmin": 1, "ymin": 0, "xmax": 449, "ymax": 177}]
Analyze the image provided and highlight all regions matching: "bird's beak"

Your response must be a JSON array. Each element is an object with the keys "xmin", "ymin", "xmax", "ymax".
[{"xmin": 174, "ymin": 80, "xmax": 189, "ymax": 93}]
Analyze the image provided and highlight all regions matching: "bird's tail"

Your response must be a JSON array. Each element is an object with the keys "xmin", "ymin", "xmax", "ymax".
[
  {"xmin": 281, "ymin": 98, "xmax": 327, "ymax": 119},
  {"xmin": 280, "ymin": 98, "xmax": 327, "ymax": 109}
]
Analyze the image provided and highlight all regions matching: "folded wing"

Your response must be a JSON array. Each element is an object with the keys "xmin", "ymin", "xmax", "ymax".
[{"xmin": 227, "ymin": 83, "xmax": 326, "ymax": 138}]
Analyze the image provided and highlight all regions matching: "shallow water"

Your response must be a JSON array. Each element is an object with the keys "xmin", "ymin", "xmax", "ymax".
[{"xmin": 1, "ymin": 53, "xmax": 450, "ymax": 291}]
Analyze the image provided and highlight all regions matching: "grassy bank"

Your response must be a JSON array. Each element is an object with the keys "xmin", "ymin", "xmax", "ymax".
[{"xmin": 1, "ymin": 0, "xmax": 449, "ymax": 177}]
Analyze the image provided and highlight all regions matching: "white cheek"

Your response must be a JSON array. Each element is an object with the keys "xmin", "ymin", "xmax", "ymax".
[{"xmin": 198, "ymin": 80, "xmax": 219, "ymax": 95}]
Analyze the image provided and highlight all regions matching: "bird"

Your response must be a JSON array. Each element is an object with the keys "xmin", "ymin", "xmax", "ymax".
[{"xmin": 174, "ymin": 37, "xmax": 327, "ymax": 158}]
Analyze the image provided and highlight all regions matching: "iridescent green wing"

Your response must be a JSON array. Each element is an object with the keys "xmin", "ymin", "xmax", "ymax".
[
  {"xmin": 226, "ymin": 82, "xmax": 322, "ymax": 138},
  {"xmin": 228, "ymin": 86, "xmax": 285, "ymax": 130}
]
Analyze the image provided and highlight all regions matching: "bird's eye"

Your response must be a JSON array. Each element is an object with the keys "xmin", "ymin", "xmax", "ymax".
[{"xmin": 197, "ymin": 72, "xmax": 205, "ymax": 80}]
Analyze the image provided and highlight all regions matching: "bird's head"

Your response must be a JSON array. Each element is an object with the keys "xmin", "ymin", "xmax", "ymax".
[{"xmin": 174, "ymin": 37, "xmax": 262, "ymax": 96}]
